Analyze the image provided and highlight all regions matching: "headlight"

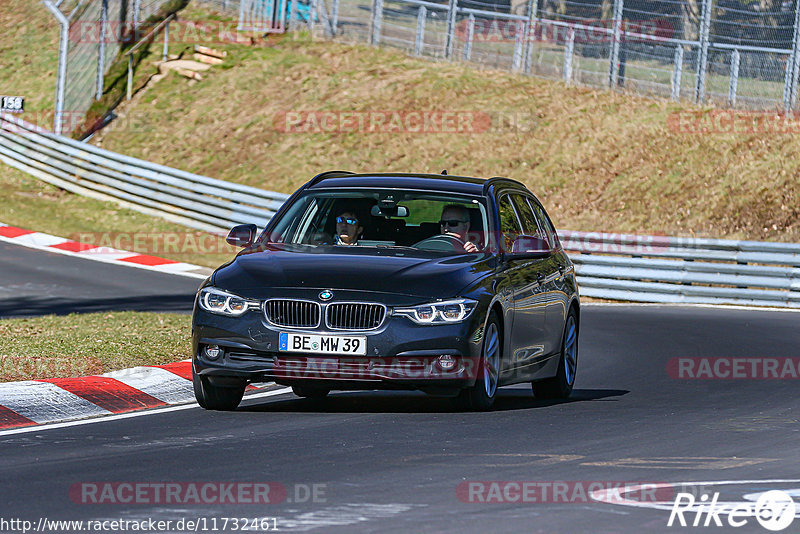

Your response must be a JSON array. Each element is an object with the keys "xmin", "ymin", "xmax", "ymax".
[
  {"xmin": 197, "ymin": 288, "xmax": 257, "ymax": 316},
  {"xmin": 393, "ymin": 298, "xmax": 477, "ymax": 325}
]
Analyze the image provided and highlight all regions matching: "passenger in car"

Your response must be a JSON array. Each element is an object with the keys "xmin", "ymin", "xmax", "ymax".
[
  {"xmin": 440, "ymin": 205, "xmax": 479, "ymax": 252},
  {"xmin": 334, "ymin": 210, "xmax": 364, "ymax": 246}
]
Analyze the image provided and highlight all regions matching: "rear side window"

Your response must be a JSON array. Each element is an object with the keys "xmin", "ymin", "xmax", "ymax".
[
  {"xmin": 497, "ymin": 194, "xmax": 522, "ymax": 252},
  {"xmin": 510, "ymin": 194, "xmax": 543, "ymax": 238},
  {"xmin": 529, "ymin": 199, "xmax": 558, "ymax": 249}
]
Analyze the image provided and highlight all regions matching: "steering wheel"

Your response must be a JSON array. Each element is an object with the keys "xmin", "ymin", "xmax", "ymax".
[{"xmin": 412, "ymin": 233, "xmax": 466, "ymax": 252}]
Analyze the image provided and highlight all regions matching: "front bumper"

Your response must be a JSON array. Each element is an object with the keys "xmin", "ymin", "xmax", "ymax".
[{"xmin": 192, "ymin": 306, "xmax": 486, "ymax": 392}]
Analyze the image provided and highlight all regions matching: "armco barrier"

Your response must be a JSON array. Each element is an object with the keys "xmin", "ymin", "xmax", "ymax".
[
  {"xmin": 0, "ymin": 113, "xmax": 289, "ymax": 233},
  {"xmin": 1, "ymin": 112, "xmax": 798, "ymax": 307},
  {"xmin": 560, "ymin": 231, "xmax": 800, "ymax": 308}
]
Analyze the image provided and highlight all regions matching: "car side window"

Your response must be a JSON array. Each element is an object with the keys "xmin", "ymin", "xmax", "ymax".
[
  {"xmin": 267, "ymin": 196, "xmax": 320, "ymax": 243},
  {"xmin": 510, "ymin": 194, "xmax": 544, "ymax": 240},
  {"xmin": 497, "ymin": 194, "xmax": 523, "ymax": 253},
  {"xmin": 528, "ymin": 198, "xmax": 557, "ymax": 249}
]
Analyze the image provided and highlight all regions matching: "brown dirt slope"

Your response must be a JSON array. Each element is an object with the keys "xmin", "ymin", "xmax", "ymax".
[{"xmin": 80, "ymin": 17, "xmax": 799, "ymax": 242}]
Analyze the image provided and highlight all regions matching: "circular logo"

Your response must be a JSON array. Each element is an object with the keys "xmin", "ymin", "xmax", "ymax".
[
  {"xmin": 755, "ymin": 490, "xmax": 796, "ymax": 531},
  {"xmin": 319, "ymin": 290, "xmax": 333, "ymax": 301}
]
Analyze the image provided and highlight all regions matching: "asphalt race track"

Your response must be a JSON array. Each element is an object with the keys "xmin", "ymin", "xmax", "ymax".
[
  {"xmin": 1, "ymin": 298, "xmax": 798, "ymax": 532},
  {"xmin": 0, "ymin": 242, "xmax": 203, "ymax": 317}
]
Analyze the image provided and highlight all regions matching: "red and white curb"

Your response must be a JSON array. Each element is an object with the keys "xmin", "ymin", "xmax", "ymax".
[
  {"xmin": 0, "ymin": 223, "xmax": 276, "ymax": 431},
  {"xmin": 0, "ymin": 361, "xmax": 194, "ymax": 429},
  {"xmin": 0, "ymin": 222, "xmax": 213, "ymax": 279},
  {"xmin": 0, "ymin": 360, "xmax": 277, "ymax": 430}
]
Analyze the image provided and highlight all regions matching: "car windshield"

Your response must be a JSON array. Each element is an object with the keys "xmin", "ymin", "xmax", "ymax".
[{"xmin": 261, "ymin": 189, "xmax": 491, "ymax": 254}]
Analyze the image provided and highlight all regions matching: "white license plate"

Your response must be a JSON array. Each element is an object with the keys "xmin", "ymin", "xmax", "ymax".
[{"xmin": 279, "ymin": 332, "xmax": 367, "ymax": 355}]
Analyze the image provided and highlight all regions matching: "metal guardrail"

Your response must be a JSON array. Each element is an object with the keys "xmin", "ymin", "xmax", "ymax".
[
  {"xmin": 0, "ymin": 112, "xmax": 289, "ymax": 233},
  {"xmin": 1, "ymin": 111, "xmax": 798, "ymax": 307},
  {"xmin": 560, "ymin": 230, "xmax": 800, "ymax": 308}
]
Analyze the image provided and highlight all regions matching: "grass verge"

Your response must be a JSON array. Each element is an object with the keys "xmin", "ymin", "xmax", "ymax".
[
  {"xmin": 0, "ymin": 311, "xmax": 191, "ymax": 381},
  {"xmin": 0, "ymin": 0, "xmax": 59, "ymax": 115}
]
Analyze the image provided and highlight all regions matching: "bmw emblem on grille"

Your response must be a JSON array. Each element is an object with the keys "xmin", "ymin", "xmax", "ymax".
[{"xmin": 319, "ymin": 290, "xmax": 333, "ymax": 301}]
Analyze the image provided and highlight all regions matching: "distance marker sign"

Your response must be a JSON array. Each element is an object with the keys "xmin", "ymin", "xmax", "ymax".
[{"xmin": 1, "ymin": 96, "xmax": 24, "ymax": 113}]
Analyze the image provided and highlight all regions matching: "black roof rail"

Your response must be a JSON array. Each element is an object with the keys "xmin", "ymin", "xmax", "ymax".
[
  {"xmin": 482, "ymin": 176, "xmax": 527, "ymax": 195},
  {"xmin": 306, "ymin": 170, "xmax": 356, "ymax": 188}
]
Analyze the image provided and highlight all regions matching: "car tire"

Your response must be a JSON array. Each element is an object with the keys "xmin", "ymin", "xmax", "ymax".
[
  {"xmin": 532, "ymin": 308, "xmax": 578, "ymax": 399},
  {"xmin": 457, "ymin": 310, "xmax": 501, "ymax": 411},
  {"xmin": 292, "ymin": 385, "xmax": 330, "ymax": 398},
  {"xmin": 192, "ymin": 370, "xmax": 246, "ymax": 411}
]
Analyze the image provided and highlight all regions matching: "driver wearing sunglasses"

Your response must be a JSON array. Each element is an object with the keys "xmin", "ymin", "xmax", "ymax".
[
  {"xmin": 440, "ymin": 205, "xmax": 478, "ymax": 253},
  {"xmin": 334, "ymin": 211, "xmax": 364, "ymax": 246}
]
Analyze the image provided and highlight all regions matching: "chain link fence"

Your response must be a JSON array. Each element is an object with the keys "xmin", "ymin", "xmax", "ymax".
[
  {"xmin": 321, "ymin": 0, "xmax": 800, "ymax": 110},
  {"xmin": 37, "ymin": 0, "xmax": 800, "ymax": 136},
  {"xmin": 42, "ymin": 0, "xmax": 175, "ymax": 134},
  {"xmin": 188, "ymin": 0, "xmax": 800, "ymax": 110}
]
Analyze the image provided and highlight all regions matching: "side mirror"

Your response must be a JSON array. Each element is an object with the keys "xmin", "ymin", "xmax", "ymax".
[
  {"xmin": 511, "ymin": 235, "xmax": 550, "ymax": 258},
  {"xmin": 226, "ymin": 224, "xmax": 257, "ymax": 247}
]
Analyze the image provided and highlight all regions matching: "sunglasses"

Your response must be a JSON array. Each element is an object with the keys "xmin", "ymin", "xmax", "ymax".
[
  {"xmin": 336, "ymin": 216, "xmax": 359, "ymax": 225},
  {"xmin": 439, "ymin": 219, "xmax": 467, "ymax": 227}
]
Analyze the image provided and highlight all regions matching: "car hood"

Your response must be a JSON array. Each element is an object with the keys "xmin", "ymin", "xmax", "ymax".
[{"xmin": 212, "ymin": 245, "xmax": 495, "ymax": 300}]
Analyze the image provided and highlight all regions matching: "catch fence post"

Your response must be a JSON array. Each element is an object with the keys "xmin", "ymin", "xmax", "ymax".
[
  {"xmin": 163, "ymin": 18, "xmax": 170, "ymax": 61},
  {"xmin": 512, "ymin": 20, "xmax": 524, "ymax": 71},
  {"xmin": 728, "ymin": 49, "xmax": 739, "ymax": 107},
  {"xmin": 564, "ymin": 27, "xmax": 575, "ymax": 83},
  {"xmin": 414, "ymin": 6, "xmax": 427, "ymax": 56},
  {"xmin": 608, "ymin": 0, "xmax": 623, "ymax": 87},
  {"xmin": 96, "ymin": 0, "xmax": 109, "ymax": 100},
  {"xmin": 445, "ymin": 0, "xmax": 458, "ymax": 59},
  {"xmin": 523, "ymin": 0, "xmax": 538, "ymax": 74},
  {"xmin": 671, "ymin": 44, "xmax": 683, "ymax": 100},
  {"xmin": 331, "ymin": 0, "xmax": 339, "ymax": 35},
  {"xmin": 463, "ymin": 13, "xmax": 475, "ymax": 60},
  {"xmin": 695, "ymin": 0, "xmax": 712, "ymax": 103},
  {"xmin": 783, "ymin": 0, "xmax": 800, "ymax": 111},
  {"xmin": 44, "ymin": 1, "xmax": 69, "ymax": 135},
  {"xmin": 133, "ymin": 0, "xmax": 142, "ymax": 37},
  {"xmin": 370, "ymin": 0, "xmax": 384, "ymax": 45}
]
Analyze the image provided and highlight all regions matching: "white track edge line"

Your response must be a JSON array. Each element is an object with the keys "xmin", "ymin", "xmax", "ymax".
[{"xmin": 0, "ymin": 387, "xmax": 294, "ymax": 437}]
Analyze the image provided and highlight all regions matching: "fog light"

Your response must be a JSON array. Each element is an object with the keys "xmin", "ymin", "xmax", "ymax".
[
  {"xmin": 437, "ymin": 354, "xmax": 457, "ymax": 371},
  {"xmin": 204, "ymin": 344, "xmax": 222, "ymax": 360}
]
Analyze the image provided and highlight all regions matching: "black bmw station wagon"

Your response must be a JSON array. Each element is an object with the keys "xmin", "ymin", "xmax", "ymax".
[{"xmin": 192, "ymin": 172, "xmax": 580, "ymax": 410}]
